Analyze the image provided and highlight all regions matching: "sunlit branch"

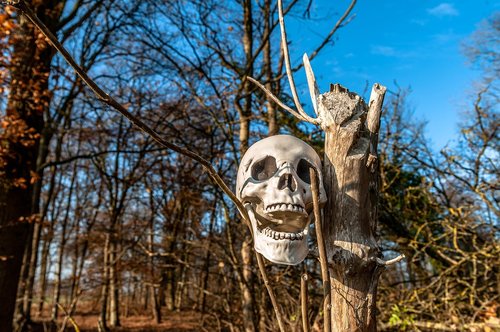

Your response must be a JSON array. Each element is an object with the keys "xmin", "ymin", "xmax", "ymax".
[{"xmin": 4, "ymin": 0, "xmax": 250, "ymax": 225}]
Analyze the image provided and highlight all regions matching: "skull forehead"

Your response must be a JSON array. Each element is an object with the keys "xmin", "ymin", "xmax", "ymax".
[
  {"xmin": 237, "ymin": 135, "xmax": 322, "ymax": 199},
  {"xmin": 241, "ymin": 135, "xmax": 320, "ymax": 166}
]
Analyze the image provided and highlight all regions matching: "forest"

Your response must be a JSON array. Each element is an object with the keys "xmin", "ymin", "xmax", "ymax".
[{"xmin": 0, "ymin": 0, "xmax": 498, "ymax": 331}]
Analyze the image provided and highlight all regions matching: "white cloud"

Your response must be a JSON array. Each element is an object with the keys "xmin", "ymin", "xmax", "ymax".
[
  {"xmin": 371, "ymin": 45, "xmax": 396, "ymax": 57},
  {"xmin": 370, "ymin": 45, "xmax": 420, "ymax": 58},
  {"xmin": 411, "ymin": 18, "xmax": 428, "ymax": 26},
  {"xmin": 427, "ymin": 3, "xmax": 459, "ymax": 17},
  {"xmin": 432, "ymin": 30, "xmax": 460, "ymax": 43}
]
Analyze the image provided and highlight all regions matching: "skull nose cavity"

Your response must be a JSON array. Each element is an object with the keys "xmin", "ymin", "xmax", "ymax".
[{"xmin": 278, "ymin": 173, "xmax": 297, "ymax": 191}]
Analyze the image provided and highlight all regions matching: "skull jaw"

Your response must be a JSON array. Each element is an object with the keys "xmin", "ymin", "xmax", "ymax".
[
  {"xmin": 247, "ymin": 207, "xmax": 308, "ymax": 265},
  {"xmin": 254, "ymin": 232, "xmax": 308, "ymax": 265}
]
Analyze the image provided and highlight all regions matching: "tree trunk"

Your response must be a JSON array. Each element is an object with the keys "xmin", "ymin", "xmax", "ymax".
[
  {"xmin": 240, "ymin": 239, "xmax": 256, "ymax": 332},
  {"xmin": 317, "ymin": 84, "xmax": 386, "ymax": 331},
  {"xmin": 0, "ymin": 2, "xmax": 63, "ymax": 329},
  {"xmin": 199, "ymin": 202, "xmax": 217, "ymax": 314},
  {"xmin": 148, "ymin": 204, "xmax": 161, "ymax": 324},
  {"xmin": 109, "ymin": 237, "xmax": 121, "ymax": 327},
  {"xmin": 37, "ymin": 222, "xmax": 54, "ymax": 317},
  {"xmin": 263, "ymin": 0, "xmax": 278, "ymax": 136},
  {"xmin": 99, "ymin": 233, "xmax": 111, "ymax": 331},
  {"xmin": 238, "ymin": 1, "xmax": 257, "ymax": 330},
  {"xmin": 51, "ymin": 157, "xmax": 77, "ymax": 321}
]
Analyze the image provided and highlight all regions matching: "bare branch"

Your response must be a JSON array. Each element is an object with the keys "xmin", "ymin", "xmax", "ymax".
[
  {"xmin": 303, "ymin": 53, "xmax": 320, "ymax": 116},
  {"xmin": 366, "ymin": 83, "xmax": 387, "ymax": 170},
  {"xmin": 374, "ymin": 254, "xmax": 405, "ymax": 266},
  {"xmin": 308, "ymin": 0, "xmax": 357, "ymax": 61},
  {"xmin": 310, "ymin": 167, "xmax": 331, "ymax": 332},
  {"xmin": 256, "ymin": 252, "xmax": 286, "ymax": 332},
  {"xmin": 301, "ymin": 273, "xmax": 310, "ymax": 332},
  {"xmin": 277, "ymin": 0, "xmax": 317, "ymax": 123},
  {"xmin": 247, "ymin": 76, "xmax": 313, "ymax": 123},
  {"xmin": 6, "ymin": 0, "xmax": 250, "ymax": 225}
]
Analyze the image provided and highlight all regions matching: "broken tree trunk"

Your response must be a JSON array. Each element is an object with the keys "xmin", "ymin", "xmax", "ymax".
[{"xmin": 318, "ymin": 83, "xmax": 386, "ymax": 331}]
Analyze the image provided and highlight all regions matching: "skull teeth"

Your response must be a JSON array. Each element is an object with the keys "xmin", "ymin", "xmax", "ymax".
[
  {"xmin": 260, "ymin": 227, "xmax": 304, "ymax": 241},
  {"xmin": 265, "ymin": 203, "xmax": 304, "ymax": 213}
]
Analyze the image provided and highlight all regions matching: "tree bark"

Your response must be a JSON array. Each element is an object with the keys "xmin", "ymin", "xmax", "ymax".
[
  {"xmin": 37, "ymin": 219, "xmax": 54, "ymax": 317},
  {"xmin": 240, "ymin": 239, "xmax": 256, "ymax": 332},
  {"xmin": 237, "ymin": 1, "xmax": 257, "ymax": 330},
  {"xmin": 109, "ymin": 237, "xmax": 121, "ymax": 327},
  {"xmin": 148, "ymin": 198, "xmax": 161, "ymax": 324},
  {"xmin": 263, "ymin": 0, "xmax": 278, "ymax": 136},
  {"xmin": 317, "ymin": 84, "xmax": 386, "ymax": 331},
  {"xmin": 0, "ymin": 2, "xmax": 63, "ymax": 329},
  {"xmin": 99, "ymin": 233, "xmax": 111, "ymax": 331}
]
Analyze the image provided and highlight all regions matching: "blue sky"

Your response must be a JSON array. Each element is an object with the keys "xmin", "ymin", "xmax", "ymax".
[{"xmin": 287, "ymin": 0, "xmax": 499, "ymax": 148}]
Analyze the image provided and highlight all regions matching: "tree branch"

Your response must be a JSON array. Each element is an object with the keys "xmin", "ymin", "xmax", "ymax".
[
  {"xmin": 6, "ymin": 0, "xmax": 250, "ymax": 224},
  {"xmin": 310, "ymin": 167, "xmax": 330, "ymax": 332},
  {"xmin": 301, "ymin": 273, "xmax": 310, "ymax": 332}
]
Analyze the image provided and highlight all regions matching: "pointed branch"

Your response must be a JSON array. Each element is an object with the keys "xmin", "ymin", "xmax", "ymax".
[
  {"xmin": 366, "ymin": 83, "xmax": 387, "ymax": 170},
  {"xmin": 310, "ymin": 167, "xmax": 331, "ymax": 332},
  {"xmin": 303, "ymin": 53, "xmax": 320, "ymax": 116},
  {"xmin": 5, "ymin": 0, "xmax": 250, "ymax": 225}
]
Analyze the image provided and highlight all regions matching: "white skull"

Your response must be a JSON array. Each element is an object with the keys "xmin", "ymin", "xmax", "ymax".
[{"xmin": 236, "ymin": 135, "xmax": 326, "ymax": 265}]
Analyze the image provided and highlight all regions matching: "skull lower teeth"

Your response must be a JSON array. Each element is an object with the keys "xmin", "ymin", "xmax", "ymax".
[{"xmin": 261, "ymin": 227, "xmax": 304, "ymax": 241}]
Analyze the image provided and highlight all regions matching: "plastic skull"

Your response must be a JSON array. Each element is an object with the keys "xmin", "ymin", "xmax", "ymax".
[{"xmin": 236, "ymin": 135, "xmax": 326, "ymax": 265}]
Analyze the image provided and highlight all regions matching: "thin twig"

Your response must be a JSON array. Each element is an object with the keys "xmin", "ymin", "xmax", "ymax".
[
  {"xmin": 246, "ymin": 76, "xmax": 310, "ymax": 122},
  {"xmin": 7, "ymin": 0, "xmax": 250, "ymax": 224},
  {"xmin": 301, "ymin": 273, "xmax": 310, "ymax": 332},
  {"xmin": 307, "ymin": 0, "xmax": 357, "ymax": 61},
  {"xmin": 310, "ymin": 167, "xmax": 331, "ymax": 332},
  {"xmin": 256, "ymin": 253, "xmax": 286, "ymax": 332},
  {"xmin": 374, "ymin": 254, "xmax": 405, "ymax": 266}
]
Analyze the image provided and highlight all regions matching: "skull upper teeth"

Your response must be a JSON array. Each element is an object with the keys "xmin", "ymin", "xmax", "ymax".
[
  {"xmin": 265, "ymin": 203, "xmax": 304, "ymax": 213},
  {"xmin": 259, "ymin": 227, "xmax": 304, "ymax": 241}
]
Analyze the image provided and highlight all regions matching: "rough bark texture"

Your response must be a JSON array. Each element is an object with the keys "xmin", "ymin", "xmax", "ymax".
[{"xmin": 318, "ymin": 84, "xmax": 383, "ymax": 331}]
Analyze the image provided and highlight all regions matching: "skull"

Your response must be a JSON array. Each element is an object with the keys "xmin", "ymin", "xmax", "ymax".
[{"xmin": 236, "ymin": 135, "xmax": 326, "ymax": 265}]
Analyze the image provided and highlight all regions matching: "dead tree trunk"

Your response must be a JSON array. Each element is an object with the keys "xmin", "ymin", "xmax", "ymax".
[{"xmin": 318, "ymin": 84, "xmax": 386, "ymax": 331}]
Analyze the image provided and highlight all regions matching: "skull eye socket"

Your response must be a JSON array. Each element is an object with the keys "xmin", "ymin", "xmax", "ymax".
[
  {"xmin": 251, "ymin": 156, "xmax": 277, "ymax": 181},
  {"xmin": 297, "ymin": 159, "xmax": 314, "ymax": 184}
]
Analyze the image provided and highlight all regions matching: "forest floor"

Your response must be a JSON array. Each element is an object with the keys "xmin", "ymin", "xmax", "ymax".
[{"xmin": 28, "ymin": 310, "xmax": 204, "ymax": 332}]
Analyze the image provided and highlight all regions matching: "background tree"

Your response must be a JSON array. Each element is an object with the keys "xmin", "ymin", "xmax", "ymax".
[
  {"xmin": 0, "ymin": 1, "xmax": 497, "ymax": 331},
  {"xmin": 376, "ymin": 13, "xmax": 498, "ymax": 330}
]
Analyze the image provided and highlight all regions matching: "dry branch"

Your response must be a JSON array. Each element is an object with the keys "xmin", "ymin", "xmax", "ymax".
[
  {"xmin": 1, "ymin": 3, "xmax": 291, "ymax": 330},
  {"xmin": 301, "ymin": 273, "xmax": 309, "ymax": 332},
  {"xmin": 310, "ymin": 167, "xmax": 331, "ymax": 332},
  {"xmin": 4, "ymin": 0, "xmax": 249, "ymax": 224}
]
